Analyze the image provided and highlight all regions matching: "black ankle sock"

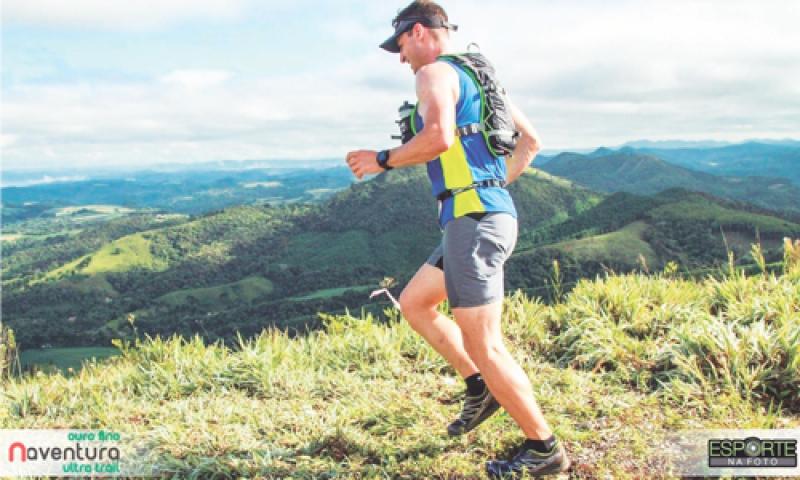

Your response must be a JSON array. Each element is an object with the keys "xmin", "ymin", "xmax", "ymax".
[
  {"xmin": 464, "ymin": 373, "xmax": 485, "ymax": 395},
  {"xmin": 523, "ymin": 435, "xmax": 557, "ymax": 454}
]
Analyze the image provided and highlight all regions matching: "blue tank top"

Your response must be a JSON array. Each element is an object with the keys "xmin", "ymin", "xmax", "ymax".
[{"xmin": 414, "ymin": 58, "xmax": 517, "ymax": 227}]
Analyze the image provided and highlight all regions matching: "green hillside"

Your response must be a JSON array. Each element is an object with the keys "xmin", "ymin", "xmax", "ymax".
[
  {"xmin": 549, "ymin": 221, "xmax": 658, "ymax": 267},
  {"xmin": 289, "ymin": 285, "xmax": 373, "ymax": 301},
  {"xmin": 307, "ymin": 166, "xmax": 601, "ymax": 236},
  {"xmin": 503, "ymin": 188, "xmax": 800, "ymax": 299},
  {"xmin": 6, "ymin": 165, "xmax": 800, "ymax": 350},
  {"xmin": 522, "ymin": 191, "xmax": 660, "ymax": 246},
  {"xmin": 540, "ymin": 148, "xmax": 800, "ymax": 214},
  {"xmin": 1, "ymin": 214, "xmax": 187, "ymax": 288},
  {"xmin": 3, "ymin": 166, "xmax": 605, "ymax": 349},
  {"xmin": 648, "ymin": 190, "xmax": 800, "ymax": 232},
  {"xmin": 44, "ymin": 233, "xmax": 169, "ymax": 280},
  {"xmin": 156, "ymin": 276, "xmax": 274, "ymax": 308},
  {"xmin": 3, "ymin": 251, "xmax": 798, "ymax": 478}
]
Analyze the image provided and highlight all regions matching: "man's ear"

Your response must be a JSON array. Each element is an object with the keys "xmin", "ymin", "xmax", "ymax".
[{"xmin": 411, "ymin": 22, "xmax": 425, "ymax": 40}]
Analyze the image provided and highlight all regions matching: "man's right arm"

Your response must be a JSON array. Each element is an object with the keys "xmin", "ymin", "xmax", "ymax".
[{"xmin": 505, "ymin": 101, "xmax": 542, "ymax": 185}]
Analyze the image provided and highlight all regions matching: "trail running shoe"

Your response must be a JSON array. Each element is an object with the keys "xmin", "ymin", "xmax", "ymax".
[
  {"xmin": 486, "ymin": 441, "xmax": 571, "ymax": 478},
  {"xmin": 447, "ymin": 386, "xmax": 501, "ymax": 436}
]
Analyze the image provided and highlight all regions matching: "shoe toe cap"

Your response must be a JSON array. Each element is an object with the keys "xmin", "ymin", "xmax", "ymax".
[
  {"xmin": 485, "ymin": 460, "xmax": 511, "ymax": 477},
  {"xmin": 447, "ymin": 420, "xmax": 466, "ymax": 436}
]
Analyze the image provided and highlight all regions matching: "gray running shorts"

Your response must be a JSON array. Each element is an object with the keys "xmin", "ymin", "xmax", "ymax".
[{"xmin": 426, "ymin": 212, "xmax": 518, "ymax": 308}]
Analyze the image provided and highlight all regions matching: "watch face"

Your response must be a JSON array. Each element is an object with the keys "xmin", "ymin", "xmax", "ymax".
[{"xmin": 378, "ymin": 150, "xmax": 390, "ymax": 168}]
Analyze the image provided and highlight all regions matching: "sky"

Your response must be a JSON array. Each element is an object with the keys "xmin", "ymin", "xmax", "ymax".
[{"xmin": 2, "ymin": 0, "xmax": 799, "ymax": 171}]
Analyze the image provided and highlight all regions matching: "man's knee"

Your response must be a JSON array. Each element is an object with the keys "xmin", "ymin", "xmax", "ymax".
[
  {"xmin": 462, "ymin": 334, "xmax": 504, "ymax": 364},
  {"xmin": 398, "ymin": 287, "xmax": 415, "ymax": 313},
  {"xmin": 399, "ymin": 287, "xmax": 434, "ymax": 316}
]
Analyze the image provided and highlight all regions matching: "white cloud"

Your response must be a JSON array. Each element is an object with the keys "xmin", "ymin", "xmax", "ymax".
[
  {"xmin": 437, "ymin": 0, "xmax": 800, "ymax": 148},
  {"xmin": 2, "ymin": 1, "xmax": 799, "ymax": 169},
  {"xmin": 1, "ymin": 65, "xmax": 402, "ymax": 169},
  {"xmin": 160, "ymin": 70, "xmax": 233, "ymax": 90},
  {"xmin": 2, "ymin": 0, "xmax": 249, "ymax": 30}
]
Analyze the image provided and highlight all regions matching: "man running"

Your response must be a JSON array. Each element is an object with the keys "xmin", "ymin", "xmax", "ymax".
[{"xmin": 345, "ymin": 1, "xmax": 570, "ymax": 477}]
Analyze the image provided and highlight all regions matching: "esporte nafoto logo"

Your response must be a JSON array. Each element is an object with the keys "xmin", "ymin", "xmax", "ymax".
[{"xmin": 708, "ymin": 436, "xmax": 798, "ymax": 468}]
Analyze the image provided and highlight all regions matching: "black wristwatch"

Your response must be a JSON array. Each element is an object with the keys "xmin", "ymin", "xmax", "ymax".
[{"xmin": 376, "ymin": 149, "xmax": 393, "ymax": 170}]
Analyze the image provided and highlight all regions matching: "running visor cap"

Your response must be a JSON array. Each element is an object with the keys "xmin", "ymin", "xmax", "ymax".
[{"xmin": 379, "ymin": 15, "xmax": 458, "ymax": 53}]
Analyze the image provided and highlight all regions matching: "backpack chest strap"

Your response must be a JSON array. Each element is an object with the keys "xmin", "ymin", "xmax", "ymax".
[
  {"xmin": 436, "ymin": 178, "xmax": 507, "ymax": 202},
  {"xmin": 456, "ymin": 123, "xmax": 482, "ymax": 136},
  {"xmin": 456, "ymin": 123, "xmax": 519, "ymax": 141}
]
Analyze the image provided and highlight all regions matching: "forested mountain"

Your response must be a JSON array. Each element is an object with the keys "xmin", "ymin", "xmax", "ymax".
[
  {"xmin": 539, "ymin": 142, "xmax": 800, "ymax": 182},
  {"xmin": 509, "ymin": 188, "xmax": 799, "ymax": 294},
  {"xmin": 4, "ymin": 164, "xmax": 799, "ymax": 350},
  {"xmin": 539, "ymin": 148, "xmax": 800, "ymax": 214},
  {"xmin": 638, "ymin": 142, "xmax": 800, "ymax": 184},
  {"xmin": 1, "ymin": 167, "xmax": 601, "ymax": 348}
]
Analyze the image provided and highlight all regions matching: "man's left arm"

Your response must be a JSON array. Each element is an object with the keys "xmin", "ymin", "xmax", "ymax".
[{"xmin": 504, "ymin": 100, "xmax": 542, "ymax": 185}]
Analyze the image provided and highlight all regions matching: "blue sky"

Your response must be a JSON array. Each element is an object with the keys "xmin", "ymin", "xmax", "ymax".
[{"xmin": 2, "ymin": 0, "xmax": 799, "ymax": 170}]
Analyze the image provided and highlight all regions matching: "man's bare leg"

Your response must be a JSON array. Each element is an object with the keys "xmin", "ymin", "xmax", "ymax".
[
  {"xmin": 398, "ymin": 263, "xmax": 479, "ymax": 378},
  {"xmin": 452, "ymin": 301, "xmax": 553, "ymax": 440}
]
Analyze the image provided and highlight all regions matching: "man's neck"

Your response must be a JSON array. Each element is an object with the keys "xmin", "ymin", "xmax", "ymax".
[{"xmin": 434, "ymin": 40, "xmax": 452, "ymax": 57}]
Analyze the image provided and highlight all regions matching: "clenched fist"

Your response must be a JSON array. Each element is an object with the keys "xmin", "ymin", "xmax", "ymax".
[{"xmin": 345, "ymin": 149, "xmax": 384, "ymax": 179}]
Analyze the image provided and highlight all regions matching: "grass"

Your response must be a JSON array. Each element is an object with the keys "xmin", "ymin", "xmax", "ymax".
[
  {"xmin": 526, "ymin": 168, "xmax": 582, "ymax": 189},
  {"xmin": 157, "ymin": 276, "xmax": 274, "ymax": 308},
  {"xmin": 1, "ymin": 242, "xmax": 798, "ymax": 478},
  {"xmin": 288, "ymin": 285, "xmax": 373, "ymax": 301},
  {"xmin": 57, "ymin": 273, "xmax": 119, "ymax": 295},
  {"xmin": 43, "ymin": 233, "xmax": 169, "ymax": 281},
  {"xmin": 551, "ymin": 221, "xmax": 658, "ymax": 267}
]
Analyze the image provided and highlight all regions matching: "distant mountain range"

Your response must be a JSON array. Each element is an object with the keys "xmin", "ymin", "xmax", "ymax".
[
  {"xmin": 538, "ymin": 146, "xmax": 800, "ymax": 214},
  {"xmin": 536, "ymin": 142, "xmax": 800, "ymax": 186},
  {"xmin": 1, "ymin": 159, "xmax": 342, "ymax": 186},
  {"xmin": 1, "ymin": 167, "xmax": 356, "ymax": 222},
  {"xmin": 636, "ymin": 142, "xmax": 800, "ymax": 184},
  {"xmin": 620, "ymin": 139, "xmax": 800, "ymax": 149}
]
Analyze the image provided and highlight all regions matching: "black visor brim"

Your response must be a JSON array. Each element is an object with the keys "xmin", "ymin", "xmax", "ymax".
[{"xmin": 379, "ymin": 16, "xmax": 457, "ymax": 53}]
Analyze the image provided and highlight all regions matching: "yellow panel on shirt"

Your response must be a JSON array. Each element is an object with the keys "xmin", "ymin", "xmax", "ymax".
[{"xmin": 439, "ymin": 135, "xmax": 486, "ymax": 218}]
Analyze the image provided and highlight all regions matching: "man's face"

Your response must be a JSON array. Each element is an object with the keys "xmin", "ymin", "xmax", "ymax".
[{"xmin": 396, "ymin": 26, "xmax": 425, "ymax": 74}]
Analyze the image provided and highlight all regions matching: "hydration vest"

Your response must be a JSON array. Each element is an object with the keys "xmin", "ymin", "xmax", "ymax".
[
  {"xmin": 397, "ymin": 51, "xmax": 518, "ymax": 227},
  {"xmin": 407, "ymin": 52, "xmax": 519, "ymax": 157}
]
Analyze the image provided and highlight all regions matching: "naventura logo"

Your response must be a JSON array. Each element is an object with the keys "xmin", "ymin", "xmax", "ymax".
[
  {"xmin": 6, "ymin": 431, "xmax": 121, "ymax": 474},
  {"xmin": 708, "ymin": 436, "xmax": 797, "ymax": 468},
  {"xmin": 0, "ymin": 429, "xmax": 154, "ymax": 477}
]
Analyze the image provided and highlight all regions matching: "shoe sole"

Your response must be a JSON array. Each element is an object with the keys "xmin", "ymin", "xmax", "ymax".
[{"xmin": 486, "ymin": 448, "xmax": 571, "ymax": 478}]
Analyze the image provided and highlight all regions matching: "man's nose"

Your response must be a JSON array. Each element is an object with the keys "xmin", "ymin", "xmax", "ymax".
[{"xmin": 399, "ymin": 53, "xmax": 407, "ymax": 64}]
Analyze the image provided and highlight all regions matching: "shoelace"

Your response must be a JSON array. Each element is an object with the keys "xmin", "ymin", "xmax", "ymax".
[{"xmin": 459, "ymin": 391, "xmax": 487, "ymax": 422}]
